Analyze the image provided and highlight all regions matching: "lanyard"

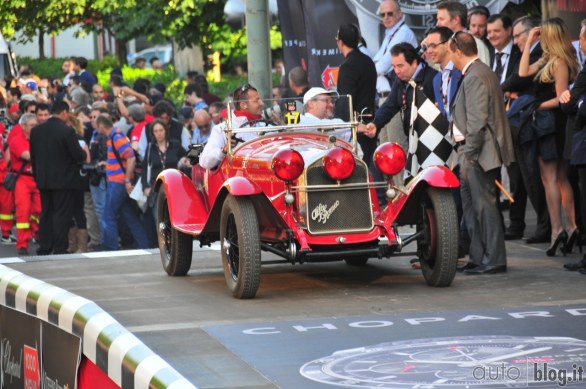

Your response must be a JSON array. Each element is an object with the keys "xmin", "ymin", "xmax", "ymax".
[
  {"xmin": 441, "ymin": 70, "xmax": 452, "ymax": 110},
  {"xmin": 379, "ymin": 22, "xmax": 405, "ymax": 58},
  {"xmin": 157, "ymin": 143, "xmax": 168, "ymax": 168}
]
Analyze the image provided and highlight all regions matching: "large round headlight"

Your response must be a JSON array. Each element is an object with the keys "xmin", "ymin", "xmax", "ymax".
[
  {"xmin": 374, "ymin": 142, "xmax": 406, "ymax": 176},
  {"xmin": 323, "ymin": 147, "xmax": 355, "ymax": 181},
  {"xmin": 271, "ymin": 149, "xmax": 304, "ymax": 181}
]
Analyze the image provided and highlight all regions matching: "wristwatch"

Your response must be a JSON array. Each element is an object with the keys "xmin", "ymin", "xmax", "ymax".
[{"xmin": 301, "ymin": 336, "xmax": 586, "ymax": 387}]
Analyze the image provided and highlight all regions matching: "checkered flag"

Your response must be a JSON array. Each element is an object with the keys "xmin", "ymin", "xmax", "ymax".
[{"xmin": 405, "ymin": 81, "xmax": 456, "ymax": 179}]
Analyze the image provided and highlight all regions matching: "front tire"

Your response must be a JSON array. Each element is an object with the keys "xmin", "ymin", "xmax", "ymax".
[
  {"xmin": 417, "ymin": 187, "xmax": 458, "ymax": 287},
  {"xmin": 157, "ymin": 186, "xmax": 193, "ymax": 276},
  {"xmin": 220, "ymin": 195, "xmax": 261, "ymax": 299}
]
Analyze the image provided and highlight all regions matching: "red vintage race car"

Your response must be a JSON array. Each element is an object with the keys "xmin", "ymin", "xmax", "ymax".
[{"xmin": 155, "ymin": 96, "xmax": 460, "ymax": 299}]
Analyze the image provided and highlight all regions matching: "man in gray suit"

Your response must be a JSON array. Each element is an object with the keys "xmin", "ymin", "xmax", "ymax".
[{"xmin": 449, "ymin": 32, "xmax": 515, "ymax": 275}]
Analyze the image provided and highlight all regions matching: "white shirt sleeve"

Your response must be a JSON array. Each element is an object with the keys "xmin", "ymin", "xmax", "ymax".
[{"xmin": 199, "ymin": 123, "xmax": 227, "ymax": 169}]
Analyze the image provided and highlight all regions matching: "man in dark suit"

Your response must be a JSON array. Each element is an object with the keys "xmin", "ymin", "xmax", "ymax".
[
  {"xmin": 486, "ymin": 14, "xmax": 527, "ymax": 240},
  {"xmin": 449, "ymin": 32, "xmax": 515, "ymax": 275},
  {"xmin": 365, "ymin": 43, "xmax": 437, "ymax": 139},
  {"xmin": 560, "ymin": 20, "xmax": 586, "ymax": 270},
  {"xmin": 335, "ymin": 23, "xmax": 377, "ymax": 167},
  {"xmin": 502, "ymin": 16, "xmax": 551, "ymax": 244},
  {"xmin": 30, "ymin": 101, "xmax": 87, "ymax": 255}
]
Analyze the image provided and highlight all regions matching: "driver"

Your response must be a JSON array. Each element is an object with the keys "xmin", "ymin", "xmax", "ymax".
[{"xmin": 199, "ymin": 84, "xmax": 265, "ymax": 169}]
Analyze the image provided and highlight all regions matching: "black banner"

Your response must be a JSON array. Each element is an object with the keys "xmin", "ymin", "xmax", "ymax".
[
  {"xmin": 0, "ymin": 306, "xmax": 81, "ymax": 389},
  {"xmin": 278, "ymin": 0, "xmax": 523, "ymax": 90}
]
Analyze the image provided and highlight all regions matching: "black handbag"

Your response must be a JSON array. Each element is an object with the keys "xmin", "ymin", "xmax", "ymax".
[{"xmin": 3, "ymin": 163, "xmax": 27, "ymax": 191}]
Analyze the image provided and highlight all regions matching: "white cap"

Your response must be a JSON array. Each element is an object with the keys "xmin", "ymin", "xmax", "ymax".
[{"xmin": 303, "ymin": 87, "xmax": 335, "ymax": 105}]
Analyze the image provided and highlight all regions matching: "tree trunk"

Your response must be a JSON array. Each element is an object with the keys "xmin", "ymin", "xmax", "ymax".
[
  {"xmin": 115, "ymin": 36, "xmax": 128, "ymax": 66},
  {"xmin": 38, "ymin": 30, "xmax": 45, "ymax": 59}
]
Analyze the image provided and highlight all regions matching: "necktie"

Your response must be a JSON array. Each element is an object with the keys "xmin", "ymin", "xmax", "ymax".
[{"xmin": 495, "ymin": 52, "xmax": 504, "ymax": 81}]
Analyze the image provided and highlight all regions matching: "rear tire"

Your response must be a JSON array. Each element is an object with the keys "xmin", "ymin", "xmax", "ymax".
[
  {"xmin": 418, "ymin": 187, "xmax": 458, "ymax": 287},
  {"xmin": 220, "ymin": 195, "xmax": 261, "ymax": 299},
  {"xmin": 157, "ymin": 187, "xmax": 193, "ymax": 276}
]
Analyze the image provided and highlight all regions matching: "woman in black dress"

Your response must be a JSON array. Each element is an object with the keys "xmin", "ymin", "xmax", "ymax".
[{"xmin": 518, "ymin": 18, "xmax": 580, "ymax": 256}]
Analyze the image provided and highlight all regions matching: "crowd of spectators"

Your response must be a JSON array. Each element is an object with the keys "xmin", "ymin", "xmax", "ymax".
[{"xmin": 0, "ymin": 2, "xmax": 585, "ymax": 277}]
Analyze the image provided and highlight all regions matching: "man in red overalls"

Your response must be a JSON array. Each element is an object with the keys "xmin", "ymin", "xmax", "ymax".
[
  {"xmin": 0, "ymin": 134, "xmax": 16, "ymax": 244},
  {"xmin": 8, "ymin": 113, "xmax": 41, "ymax": 256}
]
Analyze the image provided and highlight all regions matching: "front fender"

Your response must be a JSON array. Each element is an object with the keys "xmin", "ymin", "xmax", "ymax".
[
  {"xmin": 155, "ymin": 169, "xmax": 207, "ymax": 235},
  {"xmin": 222, "ymin": 176, "xmax": 263, "ymax": 196},
  {"xmin": 383, "ymin": 166, "xmax": 459, "ymax": 226},
  {"xmin": 406, "ymin": 165, "xmax": 459, "ymax": 190}
]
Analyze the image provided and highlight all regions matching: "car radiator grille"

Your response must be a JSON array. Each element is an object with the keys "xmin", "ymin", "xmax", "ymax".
[{"xmin": 304, "ymin": 159, "xmax": 374, "ymax": 234}]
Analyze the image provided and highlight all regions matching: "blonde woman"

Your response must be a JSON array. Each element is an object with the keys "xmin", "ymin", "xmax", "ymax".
[
  {"xmin": 519, "ymin": 18, "xmax": 580, "ymax": 256},
  {"xmin": 66, "ymin": 112, "xmax": 91, "ymax": 252}
]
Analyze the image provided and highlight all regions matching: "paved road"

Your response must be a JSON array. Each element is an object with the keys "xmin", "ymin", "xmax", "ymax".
[{"xmin": 4, "ymin": 232, "xmax": 586, "ymax": 388}]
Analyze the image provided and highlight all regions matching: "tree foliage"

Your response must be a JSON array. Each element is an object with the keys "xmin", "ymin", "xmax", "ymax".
[{"xmin": 0, "ymin": 0, "xmax": 281, "ymax": 67}]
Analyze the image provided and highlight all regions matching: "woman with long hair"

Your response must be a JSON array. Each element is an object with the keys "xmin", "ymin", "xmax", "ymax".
[
  {"xmin": 66, "ymin": 112, "xmax": 91, "ymax": 252},
  {"xmin": 141, "ymin": 119, "xmax": 188, "ymax": 247},
  {"xmin": 519, "ymin": 18, "xmax": 580, "ymax": 256}
]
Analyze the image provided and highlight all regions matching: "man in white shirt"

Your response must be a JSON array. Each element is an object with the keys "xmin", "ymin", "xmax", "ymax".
[
  {"xmin": 371, "ymin": 0, "xmax": 418, "ymax": 102},
  {"xmin": 299, "ymin": 87, "xmax": 365, "ymax": 158}
]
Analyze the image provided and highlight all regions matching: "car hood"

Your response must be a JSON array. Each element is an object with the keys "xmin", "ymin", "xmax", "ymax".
[{"xmin": 233, "ymin": 132, "xmax": 354, "ymax": 164}]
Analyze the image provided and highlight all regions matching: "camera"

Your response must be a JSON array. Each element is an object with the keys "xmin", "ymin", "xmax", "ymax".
[
  {"xmin": 263, "ymin": 104, "xmax": 282, "ymax": 122},
  {"xmin": 80, "ymin": 163, "xmax": 106, "ymax": 175},
  {"xmin": 0, "ymin": 108, "xmax": 6, "ymax": 116}
]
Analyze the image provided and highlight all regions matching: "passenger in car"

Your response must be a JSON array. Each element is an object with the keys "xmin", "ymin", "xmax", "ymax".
[
  {"xmin": 299, "ymin": 87, "xmax": 365, "ymax": 158},
  {"xmin": 199, "ymin": 84, "xmax": 265, "ymax": 169}
]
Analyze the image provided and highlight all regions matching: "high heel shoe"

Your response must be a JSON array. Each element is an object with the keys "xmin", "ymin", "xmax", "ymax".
[
  {"xmin": 562, "ymin": 229, "xmax": 582, "ymax": 255},
  {"xmin": 546, "ymin": 231, "xmax": 568, "ymax": 257}
]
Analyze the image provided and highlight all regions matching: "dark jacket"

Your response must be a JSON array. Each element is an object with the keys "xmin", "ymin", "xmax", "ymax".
[
  {"xmin": 30, "ymin": 117, "xmax": 87, "ymax": 190},
  {"xmin": 335, "ymin": 48, "xmax": 377, "ymax": 122},
  {"xmin": 433, "ymin": 67, "xmax": 462, "ymax": 119},
  {"xmin": 141, "ymin": 139, "xmax": 186, "ymax": 189},
  {"xmin": 374, "ymin": 62, "xmax": 437, "ymax": 134},
  {"xmin": 501, "ymin": 43, "xmax": 543, "ymax": 95},
  {"xmin": 490, "ymin": 42, "xmax": 521, "ymax": 84}
]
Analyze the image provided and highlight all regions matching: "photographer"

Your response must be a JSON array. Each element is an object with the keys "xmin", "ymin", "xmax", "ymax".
[{"xmin": 87, "ymin": 107, "xmax": 109, "ymax": 250}]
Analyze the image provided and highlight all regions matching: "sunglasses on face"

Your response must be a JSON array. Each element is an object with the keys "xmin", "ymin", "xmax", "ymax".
[{"xmin": 379, "ymin": 11, "xmax": 394, "ymax": 18}]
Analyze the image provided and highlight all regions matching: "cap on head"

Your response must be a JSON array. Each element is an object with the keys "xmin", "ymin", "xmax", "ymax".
[{"xmin": 303, "ymin": 87, "xmax": 335, "ymax": 105}]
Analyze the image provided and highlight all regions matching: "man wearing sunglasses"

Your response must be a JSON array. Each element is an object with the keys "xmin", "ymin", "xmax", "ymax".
[
  {"xmin": 199, "ymin": 84, "xmax": 264, "ymax": 169},
  {"xmin": 371, "ymin": 0, "xmax": 417, "ymax": 105},
  {"xmin": 448, "ymin": 32, "xmax": 514, "ymax": 275},
  {"xmin": 191, "ymin": 109, "xmax": 212, "ymax": 145}
]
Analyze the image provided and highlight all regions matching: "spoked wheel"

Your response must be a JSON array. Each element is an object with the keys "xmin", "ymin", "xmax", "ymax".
[
  {"xmin": 157, "ymin": 186, "xmax": 193, "ymax": 276},
  {"xmin": 220, "ymin": 195, "xmax": 261, "ymax": 299},
  {"xmin": 417, "ymin": 187, "xmax": 458, "ymax": 287},
  {"xmin": 344, "ymin": 256, "xmax": 369, "ymax": 266}
]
